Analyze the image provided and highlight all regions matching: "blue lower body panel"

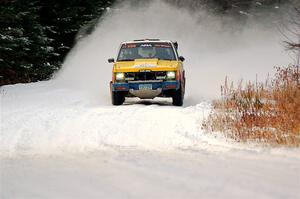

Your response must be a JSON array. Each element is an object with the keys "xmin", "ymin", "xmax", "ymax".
[{"xmin": 112, "ymin": 81, "xmax": 179, "ymax": 92}]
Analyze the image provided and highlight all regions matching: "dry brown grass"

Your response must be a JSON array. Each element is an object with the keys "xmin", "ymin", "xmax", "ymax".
[{"xmin": 204, "ymin": 65, "xmax": 300, "ymax": 146}]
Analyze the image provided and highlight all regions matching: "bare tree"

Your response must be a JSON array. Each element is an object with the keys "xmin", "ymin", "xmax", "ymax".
[
  {"xmin": 285, "ymin": 8, "xmax": 300, "ymax": 48},
  {"xmin": 284, "ymin": 7, "xmax": 300, "ymax": 64}
]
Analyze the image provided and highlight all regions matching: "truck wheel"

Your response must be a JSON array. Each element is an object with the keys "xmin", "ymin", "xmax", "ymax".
[
  {"xmin": 111, "ymin": 91, "xmax": 125, "ymax": 105},
  {"xmin": 172, "ymin": 87, "xmax": 183, "ymax": 106}
]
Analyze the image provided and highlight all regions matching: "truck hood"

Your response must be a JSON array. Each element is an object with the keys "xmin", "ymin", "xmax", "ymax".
[{"xmin": 113, "ymin": 59, "xmax": 179, "ymax": 72}]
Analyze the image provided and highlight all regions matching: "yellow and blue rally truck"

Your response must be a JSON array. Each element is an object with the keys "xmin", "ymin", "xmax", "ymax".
[{"xmin": 108, "ymin": 39, "xmax": 185, "ymax": 106}]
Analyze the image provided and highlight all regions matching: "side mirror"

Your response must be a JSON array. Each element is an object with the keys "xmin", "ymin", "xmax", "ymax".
[
  {"xmin": 108, "ymin": 58, "xmax": 115, "ymax": 63},
  {"xmin": 179, "ymin": 56, "xmax": 185, "ymax": 62}
]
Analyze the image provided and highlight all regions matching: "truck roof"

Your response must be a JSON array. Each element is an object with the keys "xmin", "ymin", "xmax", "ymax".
[{"xmin": 121, "ymin": 39, "xmax": 175, "ymax": 44}]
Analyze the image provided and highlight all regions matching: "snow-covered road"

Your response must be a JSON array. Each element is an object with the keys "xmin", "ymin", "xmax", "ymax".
[
  {"xmin": 1, "ymin": 149, "xmax": 299, "ymax": 199},
  {"xmin": 1, "ymin": 81, "xmax": 214, "ymax": 155},
  {"xmin": 1, "ymin": 81, "xmax": 300, "ymax": 198}
]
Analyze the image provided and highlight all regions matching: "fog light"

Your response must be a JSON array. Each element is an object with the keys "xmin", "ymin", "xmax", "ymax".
[
  {"xmin": 165, "ymin": 85, "xmax": 177, "ymax": 89},
  {"xmin": 115, "ymin": 86, "xmax": 126, "ymax": 90}
]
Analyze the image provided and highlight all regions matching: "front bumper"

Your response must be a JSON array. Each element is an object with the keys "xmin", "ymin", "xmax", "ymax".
[{"xmin": 111, "ymin": 80, "xmax": 179, "ymax": 92}]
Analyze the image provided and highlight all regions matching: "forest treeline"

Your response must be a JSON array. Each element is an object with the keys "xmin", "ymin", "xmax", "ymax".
[
  {"xmin": 0, "ymin": 0, "xmax": 114, "ymax": 85},
  {"xmin": 0, "ymin": 0, "xmax": 296, "ymax": 85}
]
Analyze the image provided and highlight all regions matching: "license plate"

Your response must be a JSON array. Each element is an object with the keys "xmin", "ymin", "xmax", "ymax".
[{"xmin": 139, "ymin": 84, "xmax": 152, "ymax": 90}]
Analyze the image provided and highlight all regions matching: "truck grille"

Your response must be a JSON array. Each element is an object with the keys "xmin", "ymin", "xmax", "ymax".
[{"xmin": 125, "ymin": 71, "xmax": 166, "ymax": 81}]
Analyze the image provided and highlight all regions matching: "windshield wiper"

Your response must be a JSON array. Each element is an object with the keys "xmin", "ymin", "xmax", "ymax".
[{"xmin": 118, "ymin": 59, "xmax": 134, "ymax": 61}]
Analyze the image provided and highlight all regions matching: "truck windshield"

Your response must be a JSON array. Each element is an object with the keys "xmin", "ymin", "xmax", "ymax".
[{"xmin": 117, "ymin": 42, "xmax": 176, "ymax": 61}]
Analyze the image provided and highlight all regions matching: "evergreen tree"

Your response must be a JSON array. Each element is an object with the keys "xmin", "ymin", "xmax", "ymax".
[
  {"xmin": 0, "ymin": 0, "xmax": 114, "ymax": 85},
  {"xmin": 0, "ymin": 0, "xmax": 56, "ymax": 85},
  {"xmin": 38, "ymin": 0, "xmax": 114, "ymax": 72}
]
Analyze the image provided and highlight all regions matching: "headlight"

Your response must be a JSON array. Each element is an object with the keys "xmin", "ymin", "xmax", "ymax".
[
  {"xmin": 115, "ymin": 72, "xmax": 125, "ymax": 81},
  {"xmin": 166, "ymin": 71, "xmax": 176, "ymax": 80}
]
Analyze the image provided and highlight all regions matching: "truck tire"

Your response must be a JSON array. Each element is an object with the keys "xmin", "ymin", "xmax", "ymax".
[
  {"xmin": 111, "ymin": 91, "xmax": 125, "ymax": 105},
  {"xmin": 172, "ymin": 85, "xmax": 183, "ymax": 106}
]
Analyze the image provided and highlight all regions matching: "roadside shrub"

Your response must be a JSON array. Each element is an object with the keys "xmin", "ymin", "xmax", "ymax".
[{"xmin": 203, "ymin": 65, "xmax": 300, "ymax": 146}]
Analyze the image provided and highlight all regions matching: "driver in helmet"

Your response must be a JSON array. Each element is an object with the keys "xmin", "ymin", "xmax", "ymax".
[{"xmin": 138, "ymin": 44, "xmax": 156, "ymax": 58}]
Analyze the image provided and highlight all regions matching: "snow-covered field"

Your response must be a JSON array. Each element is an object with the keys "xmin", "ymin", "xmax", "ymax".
[{"xmin": 1, "ymin": 81, "xmax": 300, "ymax": 198}]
